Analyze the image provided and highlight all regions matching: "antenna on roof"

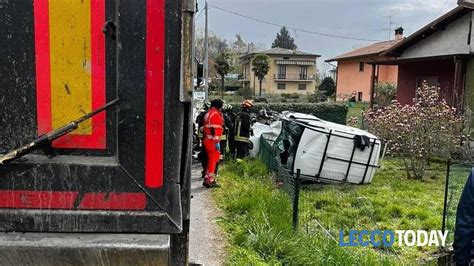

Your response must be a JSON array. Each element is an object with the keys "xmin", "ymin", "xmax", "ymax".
[
  {"xmin": 383, "ymin": 15, "xmax": 399, "ymax": 40},
  {"xmin": 388, "ymin": 15, "xmax": 392, "ymax": 40}
]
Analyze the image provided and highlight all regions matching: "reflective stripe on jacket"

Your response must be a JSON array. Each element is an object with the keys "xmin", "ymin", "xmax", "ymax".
[
  {"xmin": 220, "ymin": 127, "xmax": 228, "ymax": 140},
  {"xmin": 198, "ymin": 127, "xmax": 204, "ymax": 139},
  {"xmin": 234, "ymin": 109, "xmax": 251, "ymax": 143}
]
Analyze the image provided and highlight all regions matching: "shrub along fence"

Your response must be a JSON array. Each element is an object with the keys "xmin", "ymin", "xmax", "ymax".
[{"xmin": 231, "ymin": 102, "xmax": 349, "ymax": 125}]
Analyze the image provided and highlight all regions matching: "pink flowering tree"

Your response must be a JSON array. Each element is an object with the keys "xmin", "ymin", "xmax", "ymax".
[{"xmin": 364, "ymin": 82, "xmax": 463, "ymax": 180}]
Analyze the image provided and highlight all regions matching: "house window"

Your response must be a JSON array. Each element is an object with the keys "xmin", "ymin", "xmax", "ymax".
[
  {"xmin": 359, "ymin": 62, "xmax": 365, "ymax": 72},
  {"xmin": 300, "ymin": 66, "xmax": 308, "ymax": 80},
  {"xmin": 243, "ymin": 65, "xmax": 248, "ymax": 79},
  {"xmin": 277, "ymin": 83, "xmax": 286, "ymax": 90},
  {"xmin": 416, "ymin": 77, "xmax": 438, "ymax": 89},
  {"xmin": 358, "ymin": 92, "xmax": 363, "ymax": 102},
  {"xmin": 278, "ymin": 65, "xmax": 287, "ymax": 79},
  {"xmin": 298, "ymin": 84, "xmax": 307, "ymax": 91}
]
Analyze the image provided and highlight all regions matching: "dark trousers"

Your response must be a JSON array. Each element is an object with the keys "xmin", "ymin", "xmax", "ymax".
[
  {"xmin": 236, "ymin": 141, "xmax": 249, "ymax": 158},
  {"xmin": 228, "ymin": 133, "xmax": 236, "ymax": 158},
  {"xmin": 220, "ymin": 139, "xmax": 227, "ymax": 157},
  {"xmin": 198, "ymin": 148, "xmax": 207, "ymax": 179}
]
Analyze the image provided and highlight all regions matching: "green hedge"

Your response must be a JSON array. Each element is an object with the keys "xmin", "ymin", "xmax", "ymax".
[{"xmin": 231, "ymin": 102, "xmax": 349, "ymax": 125}]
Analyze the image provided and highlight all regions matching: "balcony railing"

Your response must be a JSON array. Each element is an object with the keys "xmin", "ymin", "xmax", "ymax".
[
  {"xmin": 274, "ymin": 74, "xmax": 315, "ymax": 81},
  {"xmin": 238, "ymin": 74, "xmax": 250, "ymax": 81}
]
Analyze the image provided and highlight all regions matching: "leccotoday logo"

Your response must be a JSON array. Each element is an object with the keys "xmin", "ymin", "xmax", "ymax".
[{"xmin": 339, "ymin": 230, "xmax": 449, "ymax": 247}]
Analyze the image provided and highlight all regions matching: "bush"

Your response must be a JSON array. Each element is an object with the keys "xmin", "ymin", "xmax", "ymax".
[
  {"xmin": 239, "ymin": 87, "xmax": 254, "ymax": 99},
  {"xmin": 376, "ymin": 82, "xmax": 397, "ymax": 108},
  {"xmin": 280, "ymin": 93, "xmax": 300, "ymax": 100},
  {"xmin": 365, "ymin": 83, "xmax": 463, "ymax": 180},
  {"xmin": 290, "ymin": 93, "xmax": 300, "ymax": 99},
  {"xmin": 337, "ymin": 93, "xmax": 351, "ymax": 103},
  {"xmin": 319, "ymin": 77, "xmax": 336, "ymax": 96},
  {"xmin": 231, "ymin": 102, "xmax": 349, "ymax": 124},
  {"xmin": 307, "ymin": 90, "xmax": 328, "ymax": 103}
]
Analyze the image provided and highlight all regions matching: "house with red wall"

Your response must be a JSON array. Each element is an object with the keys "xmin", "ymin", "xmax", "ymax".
[{"xmin": 380, "ymin": 6, "xmax": 474, "ymax": 113}]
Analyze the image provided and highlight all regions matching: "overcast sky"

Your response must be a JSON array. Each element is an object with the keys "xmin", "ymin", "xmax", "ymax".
[{"xmin": 195, "ymin": 0, "xmax": 458, "ymax": 71}]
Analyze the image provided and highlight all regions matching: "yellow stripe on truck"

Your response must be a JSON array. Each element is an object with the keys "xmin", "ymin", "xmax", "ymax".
[{"xmin": 49, "ymin": 0, "xmax": 92, "ymax": 134}]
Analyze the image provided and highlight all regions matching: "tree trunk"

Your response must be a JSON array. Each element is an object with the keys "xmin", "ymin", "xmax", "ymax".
[
  {"xmin": 221, "ymin": 74, "xmax": 225, "ymax": 99},
  {"xmin": 259, "ymin": 78, "xmax": 263, "ymax": 97},
  {"xmin": 253, "ymin": 73, "xmax": 256, "ymax": 95}
]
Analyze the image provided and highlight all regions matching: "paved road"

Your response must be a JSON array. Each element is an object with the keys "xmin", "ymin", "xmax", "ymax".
[{"xmin": 189, "ymin": 161, "xmax": 227, "ymax": 266}]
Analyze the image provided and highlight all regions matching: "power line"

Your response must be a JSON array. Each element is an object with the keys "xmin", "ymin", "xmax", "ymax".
[
  {"xmin": 381, "ymin": 15, "xmax": 400, "ymax": 40},
  {"xmin": 209, "ymin": 4, "xmax": 382, "ymax": 42},
  {"xmin": 195, "ymin": 8, "xmax": 204, "ymax": 20},
  {"xmin": 432, "ymin": 0, "xmax": 451, "ymax": 21},
  {"xmin": 195, "ymin": 4, "xmax": 208, "ymax": 21}
]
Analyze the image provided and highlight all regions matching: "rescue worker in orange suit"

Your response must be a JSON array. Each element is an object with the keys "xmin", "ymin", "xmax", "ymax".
[
  {"xmin": 196, "ymin": 102, "xmax": 210, "ymax": 150},
  {"xmin": 196, "ymin": 102, "xmax": 210, "ymax": 179},
  {"xmin": 234, "ymin": 100, "xmax": 254, "ymax": 158},
  {"xmin": 202, "ymin": 99, "xmax": 224, "ymax": 188},
  {"xmin": 212, "ymin": 103, "xmax": 233, "ymax": 176}
]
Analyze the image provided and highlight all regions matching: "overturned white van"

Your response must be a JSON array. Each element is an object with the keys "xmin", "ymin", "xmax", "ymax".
[{"xmin": 253, "ymin": 112, "xmax": 382, "ymax": 185}]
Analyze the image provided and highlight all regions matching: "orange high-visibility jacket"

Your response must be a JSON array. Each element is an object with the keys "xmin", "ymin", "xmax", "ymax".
[{"xmin": 202, "ymin": 107, "xmax": 224, "ymax": 142}]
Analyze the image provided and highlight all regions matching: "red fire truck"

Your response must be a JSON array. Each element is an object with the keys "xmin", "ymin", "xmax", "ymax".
[{"xmin": 0, "ymin": 0, "xmax": 195, "ymax": 264}]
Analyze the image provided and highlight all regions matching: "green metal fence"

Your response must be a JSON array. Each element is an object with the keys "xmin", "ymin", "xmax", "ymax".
[{"xmin": 258, "ymin": 135, "xmax": 300, "ymax": 229}]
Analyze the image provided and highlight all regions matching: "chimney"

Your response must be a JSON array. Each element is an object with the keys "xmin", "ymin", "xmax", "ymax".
[{"xmin": 394, "ymin": 27, "xmax": 404, "ymax": 41}]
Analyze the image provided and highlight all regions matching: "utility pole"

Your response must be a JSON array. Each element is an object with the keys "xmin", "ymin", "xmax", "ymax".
[{"xmin": 204, "ymin": 0, "xmax": 209, "ymax": 100}]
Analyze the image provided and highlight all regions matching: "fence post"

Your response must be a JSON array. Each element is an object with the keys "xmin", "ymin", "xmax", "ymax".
[
  {"xmin": 442, "ymin": 159, "xmax": 451, "ymax": 233},
  {"xmin": 293, "ymin": 169, "xmax": 301, "ymax": 231}
]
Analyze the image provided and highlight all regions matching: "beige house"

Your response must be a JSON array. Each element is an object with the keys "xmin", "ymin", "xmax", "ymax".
[{"xmin": 239, "ymin": 48, "xmax": 320, "ymax": 95}]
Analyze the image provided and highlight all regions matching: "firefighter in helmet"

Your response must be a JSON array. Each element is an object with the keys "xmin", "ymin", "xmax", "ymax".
[
  {"xmin": 227, "ymin": 104, "xmax": 237, "ymax": 158},
  {"xmin": 202, "ymin": 99, "xmax": 224, "ymax": 188},
  {"xmin": 219, "ymin": 103, "xmax": 234, "ymax": 161},
  {"xmin": 234, "ymin": 100, "xmax": 254, "ymax": 158}
]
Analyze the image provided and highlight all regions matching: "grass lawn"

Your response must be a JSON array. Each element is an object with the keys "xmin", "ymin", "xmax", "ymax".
[
  {"xmin": 213, "ymin": 158, "xmax": 467, "ymax": 265},
  {"xmin": 345, "ymin": 102, "xmax": 370, "ymax": 127},
  {"xmin": 347, "ymin": 102, "xmax": 369, "ymax": 118}
]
